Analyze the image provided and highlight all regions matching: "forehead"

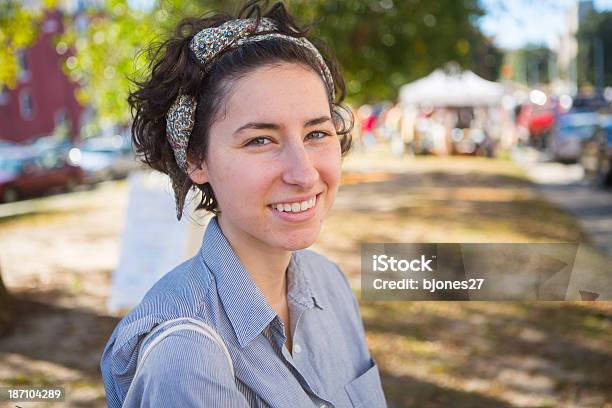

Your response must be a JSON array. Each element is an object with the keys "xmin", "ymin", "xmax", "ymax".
[{"xmin": 218, "ymin": 63, "xmax": 331, "ymax": 126}]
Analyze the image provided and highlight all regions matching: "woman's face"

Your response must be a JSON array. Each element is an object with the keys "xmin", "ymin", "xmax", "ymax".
[{"xmin": 189, "ymin": 62, "xmax": 342, "ymax": 252}]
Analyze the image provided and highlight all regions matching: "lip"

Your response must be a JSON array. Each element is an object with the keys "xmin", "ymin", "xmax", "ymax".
[{"xmin": 268, "ymin": 193, "xmax": 322, "ymax": 223}]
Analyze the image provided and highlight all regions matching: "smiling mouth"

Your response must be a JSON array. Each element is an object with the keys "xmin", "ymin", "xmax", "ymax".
[{"xmin": 268, "ymin": 193, "xmax": 321, "ymax": 214}]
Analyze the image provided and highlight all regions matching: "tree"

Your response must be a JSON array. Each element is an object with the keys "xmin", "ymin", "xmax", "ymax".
[
  {"xmin": 577, "ymin": 11, "xmax": 612, "ymax": 89},
  {"xmin": 58, "ymin": 0, "xmax": 232, "ymax": 129},
  {"xmin": 0, "ymin": 0, "xmax": 54, "ymax": 89},
  {"xmin": 59, "ymin": 0, "xmax": 166, "ymax": 128},
  {"xmin": 468, "ymin": 29, "xmax": 503, "ymax": 82},
  {"xmin": 289, "ymin": 0, "xmax": 494, "ymax": 103},
  {"xmin": 59, "ymin": 0, "xmax": 496, "ymax": 127}
]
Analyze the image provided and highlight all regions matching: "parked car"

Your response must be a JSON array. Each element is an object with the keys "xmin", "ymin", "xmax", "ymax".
[
  {"xmin": 0, "ymin": 140, "xmax": 17, "ymax": 149},
  {"xmin": 580, "ymin": 117, "xmax": 612, "ymax": 186},
  {"xmin": 0, "ymin": 147, "xmax": 84, "ymax": 203},
  {"xmin": 0, "ymin": 141, "xmax": 20, "ymax": 162},
  {"xmin": 70, "ymin": 135, "xmax": 139, "ymax": 184},
  {"xmin": 28, "ymin": 134, "xmax": 75, "ymax": 156},
  {"xmin": 551, "ymin": 112, "xmax": 601, "ymax": 163}
]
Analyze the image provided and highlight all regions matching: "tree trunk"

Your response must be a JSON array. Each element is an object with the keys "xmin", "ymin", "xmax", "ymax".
[{"xmin": 0, "ymin": 265, "xmax": 14, "ymax": 335}]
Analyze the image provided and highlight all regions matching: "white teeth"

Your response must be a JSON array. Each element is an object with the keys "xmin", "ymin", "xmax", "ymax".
[{"xmin": 272, "ymin": 196, "xmax": 317, "ymax": 213}]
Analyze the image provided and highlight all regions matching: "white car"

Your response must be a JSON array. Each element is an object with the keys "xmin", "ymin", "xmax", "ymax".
[{"xmin": 70, "ymin": 135, "xmax": 139, "ymax": 184}]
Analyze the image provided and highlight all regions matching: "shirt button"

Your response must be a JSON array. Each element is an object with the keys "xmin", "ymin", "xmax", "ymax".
[{"xmin": 293, "ymin": 344, "xmax": 302, "ymax": 354}]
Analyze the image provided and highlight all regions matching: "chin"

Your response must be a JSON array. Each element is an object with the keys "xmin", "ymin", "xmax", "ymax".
[
  {"xmin": 273, "ymin": 229, "xmax": 320, "ymax": 251},
  {"xmin": 279, "ymin": 241, "xmax": 314, "ymax": 251}
]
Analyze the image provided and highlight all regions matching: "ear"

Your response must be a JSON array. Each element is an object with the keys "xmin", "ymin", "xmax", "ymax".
[{"xmin": 186, "ymin": 159, "xmax": 209, "ymax": 185}]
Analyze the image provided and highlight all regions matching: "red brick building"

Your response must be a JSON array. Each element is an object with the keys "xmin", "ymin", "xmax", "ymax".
[{"xmin": 0, "ymin": 10, "xmax": 83, "ymax": 144}]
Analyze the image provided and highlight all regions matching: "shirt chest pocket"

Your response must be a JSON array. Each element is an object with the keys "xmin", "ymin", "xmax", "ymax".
[{"xmin": 343, "ymin": 359, "xmax": 387, "ymax": 408}]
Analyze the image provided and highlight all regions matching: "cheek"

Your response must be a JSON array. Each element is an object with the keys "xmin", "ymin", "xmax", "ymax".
[
  {"xmin": 208, "ymin": 150, "xmax": 276, "ymax": 204},
  {"xmin": 317, "ymin": 142, "xmax": 342, "ymax": 184},
  {"xmin": 311, "ymin": 144, "xmax": 342, "ymax": 204}
]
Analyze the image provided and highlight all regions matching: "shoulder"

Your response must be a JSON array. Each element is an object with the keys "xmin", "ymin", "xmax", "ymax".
[
  {"xmin": 122, "ymin": 326, "xmax": 249, "ymax": 407},
  {"xmin": 117, "ymin": 253, "xmax": 213, "ymax": 338},
  {"xmin": 128, "ymin": 330, "xmax": 234, "ymax": 403},
  {"xmin": 139, "ymin": 329, "xmax": 231, "ymax": 378},
  {"xmin": 100, "ymin": 253, "xmax": 215, "ymax": 406}
]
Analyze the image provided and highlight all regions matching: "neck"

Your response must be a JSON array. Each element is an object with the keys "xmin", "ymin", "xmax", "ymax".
[{"xmin": 216, "ymin": 215, "xmax": 291, "ymax": 307}]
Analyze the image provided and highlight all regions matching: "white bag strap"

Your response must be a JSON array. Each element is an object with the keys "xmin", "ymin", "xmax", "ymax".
[{"xmin": 122, "ymin": 318, "xmax": 234, "ymax": 407}]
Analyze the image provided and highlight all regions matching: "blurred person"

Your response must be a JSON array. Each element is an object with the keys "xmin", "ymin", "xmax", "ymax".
[
  {"xmin": 384, "ymin": 103, "xmax": 403, "ymax": 156},
  {"xmin": 399, "ymin": 104, "xmax": 417, "ymax": 156},
  {"xmin": 99, "ymin": 1, "xmax": 387, "ymax": 407},
  {"xmin": 357, "ymin": 104, "xmax": 377, "ymax": 149},
  {"xmin": 431, "ymin": 111, "xmax": 449, "ymax": 156},
  {"xmin": 373, "ymin": 101, "xmax": 393, "ymax": 141}
]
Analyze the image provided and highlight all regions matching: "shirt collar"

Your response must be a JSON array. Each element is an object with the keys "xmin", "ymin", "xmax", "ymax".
[
  {"xmin": 199, "ymin": 216, "xmax": 322, "ymax": 348},
  {"xmin": 287, "ymin": 250, "xmax": 324, "ymax": 310}
]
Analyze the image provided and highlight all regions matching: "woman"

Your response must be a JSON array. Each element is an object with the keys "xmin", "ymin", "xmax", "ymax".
[{"xmin": 100, "ymin": 1, "xmax": 387, "ymax": 407}]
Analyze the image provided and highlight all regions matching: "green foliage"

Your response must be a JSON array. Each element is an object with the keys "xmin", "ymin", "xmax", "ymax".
[
  {"xmin": 58, "ymin": 0, "xmax": 224, "ymax": 128},
  {"xmin": 0, "ymin": 0, "xmax": 56, "ymax": 89},
  {"xmin": 468, "ymin": 31, "xmax": 503, "ymax": 82},
  {"xmin": 288, "ymin": 0, "xmax": 491, "ymax": 103},
  {"xmin": 60, "ymin": 0, "xmax": 167, "ymax": 126},
  {"xmin": 577, "ymin": 11, "xmax": 612, "ymax": 88},
  {"xmin": 56, "ymin": 0, "xmax": 497, "ymax": 125}
]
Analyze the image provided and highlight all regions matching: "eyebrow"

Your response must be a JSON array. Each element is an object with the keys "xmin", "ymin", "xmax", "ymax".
[{"xmin": 232, "ymin": 116, "xmax": 332, "ymax": 136}]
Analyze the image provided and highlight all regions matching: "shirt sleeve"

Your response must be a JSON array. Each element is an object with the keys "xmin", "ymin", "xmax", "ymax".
[{"xmin": 123, "ymin": 330, "xmax": 250, "ymax": 408}]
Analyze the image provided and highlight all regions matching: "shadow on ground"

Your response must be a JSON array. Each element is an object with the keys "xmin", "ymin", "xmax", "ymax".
[
  {"xmin": 361, "ymin": 300, "xmax": 612, "ymax": 407},
  {"xmin": 0, "ymin": 291, "xmax": 119, "ymax": 378}
]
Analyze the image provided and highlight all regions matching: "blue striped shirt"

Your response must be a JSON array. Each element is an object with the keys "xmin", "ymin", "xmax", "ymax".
[{"xmin": 100, "ymin": 216, "xmax": 387, "ymax": 407}]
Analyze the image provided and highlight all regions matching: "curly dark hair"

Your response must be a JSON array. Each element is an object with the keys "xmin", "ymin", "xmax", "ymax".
[{"xmin": 128, "ymin": 0, "xmax": 353, "ymax": 220}]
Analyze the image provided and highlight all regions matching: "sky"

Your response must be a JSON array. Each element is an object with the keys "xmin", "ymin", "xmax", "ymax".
[{"xmin": 479, "ymin": 0, "xmax": 612, "ymax": 50}]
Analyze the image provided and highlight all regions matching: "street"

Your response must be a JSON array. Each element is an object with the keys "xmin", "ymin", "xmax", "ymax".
[{"xmin": 515, "ymin": 147, "xmax": 612, "ymax": 257}]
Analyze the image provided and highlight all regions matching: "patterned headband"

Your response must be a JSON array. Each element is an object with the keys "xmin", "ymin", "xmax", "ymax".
[{"xmin": 166, "ymin": 17, "xmax": 336, "ymax": 174}]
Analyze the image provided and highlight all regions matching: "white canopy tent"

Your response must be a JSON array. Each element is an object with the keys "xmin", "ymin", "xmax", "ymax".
[{"xmin": 399, "ymin": 69, "xmax": 504, "ymax": 107}]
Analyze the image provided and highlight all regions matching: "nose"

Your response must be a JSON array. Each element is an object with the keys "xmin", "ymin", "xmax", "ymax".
[{"xmin": 281, "ymin": 141, "xmax": 319, "ymax": 189}]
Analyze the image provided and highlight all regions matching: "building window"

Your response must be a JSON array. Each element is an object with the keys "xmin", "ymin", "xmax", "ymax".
[
  {"xmin": 54, "ymin": 109, "xmax": 68, "ymax": 125},
  {"xmin": 19, "ymin": 90, "xmax": 34, "ymax": 120},
  {"xmin": 18, "ymin": 50, "xmax": 31, "ymax": 82},
  {"xmin": 0, "ymin": 87, "xmax": 9, "ymax": 106},
  {"xmin": 43, "ymin": 19, "xmax": 59, "ymax": 34}
]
